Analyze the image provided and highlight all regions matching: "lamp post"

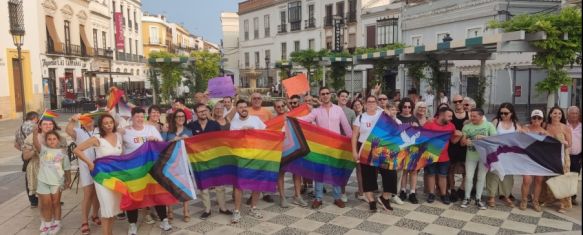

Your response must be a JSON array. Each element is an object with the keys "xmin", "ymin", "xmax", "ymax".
[
  {"xmin": 8, "ymin": 0, "xmax": 26, "ymax": 120},
  {"xmin": 442, "ymin": 34, "xmax": 453, "ymax": 96},
  {"xmin": 265, "ymin": 56, "xmax": 270, "ymax": 89},
  {"xmin": 105, "ymin": 47, "xmax": 114, "ymax": 89}
]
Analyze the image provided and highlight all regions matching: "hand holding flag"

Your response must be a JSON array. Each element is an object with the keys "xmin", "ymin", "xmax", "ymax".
[{"xmin": 40, "ymin": 109, "xmax": 59, "ymax": 121}]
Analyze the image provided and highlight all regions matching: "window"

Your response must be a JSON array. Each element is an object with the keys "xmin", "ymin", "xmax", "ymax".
[
  {"xmin": 294, "ymin": 40, "xmax": 300, "ymax": 52},
  {"xmin": 120, "ymin": 5, "xmax": 124, "ymax": 26},
  {"xmin": 150, "ymin": 26, "xmax": 159, "ymax": 44},
  {"xmin": 134, "ymin": 11, "xmax": 137, "ymax": 31},
  {"xmin": 325, "ymin": 4, "xmax": 333, "ymax": 27},
  {"xmin": 64, "ymin": 20, "xmax": 71, "ymax": 54},
  {"xmin": 279, "ymin": 11, "xmax": 287, "ymax": 33},
  {"xmin": 102, "ymin": 31, "xmax": 107, "ymax": 50},
  {"xmin": 366, "ymin": 25, "xmax": 376, "ymax": 48},
  {"xmin": 308, "ymin": 39, "xmax": 315, "ymax": 49},
  {"xmin": 348, "ymin": 0, "xmax": 357, "ymax": 22},
  {"xmin": 264, "ymin": 15, "xmax": 270, "ymax": 37},
  {"xmin": 244, "ymin": 20, "xmax": 249, "ymax": 40},
  {"xmin": 135, "ymin": 39, "xmax": 138, "ymax": 55},
  {"xmin": 244, "ymin": 52, "xmax": 249, "ymax": 68},
  {"xmin": 411, "ymin": 35, "xmax": 422, "ymax": 46},
  {"xmin": 307, "ymin": 4, "xmax": 315, "ymax": 29},
  {"xmin": 467, "ymin": 27, "xmax": 482, "ymax": 38},
  {"xmin": 254, "ymin": 51, "xmax": 260, "ymax": 68},
  {"xmin": 93, "ymin": 28, "xmax": 99, "ymax": 51},
  {"xmin": 265, "ymin": 50, "xmax": 271, "ymax": 64},
  {"xmin": 127, "ymin": 8, "xmax": 131, "ymax": 28},
  {"xmin": 376, "ymin": 18, "xmax": 398, "ymax": 46},
  {"xmin": 336, "ymin": 1, "xmax": 344, "ymax": 18},
  {"xmin": 129, "ymin": 37, "xmax": 132, "ymax": 55},
  {"xmin": 436, "ymin": 33, "xmax": 449, "ymax": 43},
  {"xmin": 288, "ymin": 1, "xmax": 302, "ymax": 31},
  {"xmin": 253, "ymin": 17, "xmax": 259, "ymax": 39},
  {"xmin": 281, "ymin": 42, "xmax": 287, "ymax": 60}
]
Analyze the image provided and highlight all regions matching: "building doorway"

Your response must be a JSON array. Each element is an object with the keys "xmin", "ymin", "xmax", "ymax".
[
  {"xmin": 11, "ymin": 59, "xmax": 24, "ymax": 112},
  {"xmin": 48, "ymin": 69, "xmax": 58, "ymax": 109}
]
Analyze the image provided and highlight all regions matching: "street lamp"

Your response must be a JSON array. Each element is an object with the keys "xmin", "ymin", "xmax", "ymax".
[
  {"xmin": 8, "ymin": 0, "xmax": 26, "ymax": 120},
  {"xmin": 442, "ymin": 34, "xmax": 453, "ymax": 95},
  {"xmin": 105, "ymin": 47, "xmax": 114, "ymax": 89}
]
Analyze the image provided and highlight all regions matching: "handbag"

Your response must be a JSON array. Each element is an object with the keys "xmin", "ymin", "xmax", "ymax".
[{"xmin": 546, "ymin": 172, "xmax": 579, "ymax": 199}]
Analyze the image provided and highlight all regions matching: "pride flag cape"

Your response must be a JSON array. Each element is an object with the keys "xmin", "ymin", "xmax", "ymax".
[
  {"xmin": 92, "ymin": 142, "xmax": 182, "ymax": 210},
  {"xmin": 41, "ymin": 109, "xmax": 59, "ymax": 120},
  {"xmin": 265, "ymin": 104, "xmax": 311, "ymax": 131},
  {"xmin": 282, "ymin": 117, "xmax": 355, "ymax": 187},
  {"xmin": 185, "ymin": 130, "xmax": 284, "ymax": 192},
  {"xmin": 359, "ymin": 113, "xmax": 451, "ymax": 171},
  {"xmin": 107, "ymin": 87, "xmax": 124, "ymax": 109},
  {"xmin": 474, "ymin": 133, "xmax": 563, "ymax": 180}
]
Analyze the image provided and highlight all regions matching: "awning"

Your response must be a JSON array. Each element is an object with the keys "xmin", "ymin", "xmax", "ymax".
[
  {"xmin": 45, "ymin": 15, "xmax": 63, "ymax": 53},
  {"xmin": 147, "ymin": 57, "xmax": 190, "ymax": 64},
  {"xmin": 79, "ymin": 25, "xmax": 93, "ymax": 56}
]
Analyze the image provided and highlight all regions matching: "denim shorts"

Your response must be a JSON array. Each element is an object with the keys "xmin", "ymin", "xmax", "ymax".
[{"xmin": 425, "ymin": 161, "xmax": 450, "ymax": 176}]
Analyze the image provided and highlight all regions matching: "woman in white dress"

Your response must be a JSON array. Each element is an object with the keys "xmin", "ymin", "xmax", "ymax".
[{"xmin": 74, "ymin": 114, "xmax": 123, "ymax": 235}]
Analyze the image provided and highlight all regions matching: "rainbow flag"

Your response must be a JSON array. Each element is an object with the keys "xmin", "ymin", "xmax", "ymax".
[
  {"xmin": 41, "ymin": 109, "xmax": 59, "ymax": 120},
  {"xmin": 265, "ymin": 104, "xmax": 311, "ymax": 131},
  {"xmin": 150, "ymin": 140, "xmax": 197, "ymax": 201},
  {"xmin": 92, "ymin": 141, "xmax": 180, "ymax": 210},
  {"xmin": 185, "ymin": 130, "xmax": 284, "ymax": 192},
  {"xmin": 359, "ymin": 113, "xmax": 451, "ymax": 171},
  {"xmin": 107, "ymin": 87, "xmax": 124, "ymax": 110},
  {"xmin": 78, "ymin": 111, "xmax": 109, "ymax": 126},
  {"xmin": 282, "ymin": 118, "xmax": 355, "ymax": 187}
]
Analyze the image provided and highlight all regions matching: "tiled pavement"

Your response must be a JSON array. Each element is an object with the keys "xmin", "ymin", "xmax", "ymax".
[{"xmin": 1, "ymin": 172, "xmax": 581, "ymax": 235}]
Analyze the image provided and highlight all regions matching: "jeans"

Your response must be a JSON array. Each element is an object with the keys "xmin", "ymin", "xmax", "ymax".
[
  {"xmin": 464, "ymin": 158, "xmax": 488, "ymax": 200},
  {"xmin": 314, "ymin": 182, "xmax": 341, "ymax": 201}
]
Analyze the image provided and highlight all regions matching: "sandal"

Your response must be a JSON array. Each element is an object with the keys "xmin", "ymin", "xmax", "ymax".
[
  {"xmin": 91, "ymin": 216, "xmax": 101, "ymax": 225},
  {"xmin": 532, "ymin": 201, "xmax": 542, "ymax": 212},
  {"xmin": 487, "ymin": 197, "xmax": 496, "ymax": 207},
  {"xmin": 167, "ymin": 208, "xmax": 174, "ymax": 221},
  {"xmin": 519, "ymin": 200, "xmax": 527, "ymax": 210},
  {"xmin": 504, "ymin": 198, "xmax": 515, "ymax": 208},
  {"xmin": 81, "ymin": 222, "xmax": 90, "ymax": 235}
]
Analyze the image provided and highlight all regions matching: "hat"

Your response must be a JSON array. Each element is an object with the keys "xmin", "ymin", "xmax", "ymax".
[{"xmin": 531, "ymin": 109, "xmax": 544, "ymax": 118}]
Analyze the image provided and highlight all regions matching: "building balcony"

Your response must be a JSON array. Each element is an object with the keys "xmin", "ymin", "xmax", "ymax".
[
  {"xmin": 93, "ymin": 48, "xmax": 113, "ymax": 58},
  {"xmin": 347, "ymin": 10, "xmax": 357, "ymax": 23},
  {"xmin": 116, "ymin": 52, "xmax": 145, "ymax": 63},
  {"xmin": 277, "ymin": 24, "xmax": 287, "ymax": 34},
  {"xmin": 290, "ymin": 21, "xmax": 301, "ymax": 32},
  {"xmin": 47, "ymin": 42, "xmax": 90, "ymax": 57},
  {"xmin": 324, "ymin": 16, "xmax": 333, "ymax": 27},
  {"xmin": 305, "ymin": 18, "xmax": 316, "ymax": 29}
]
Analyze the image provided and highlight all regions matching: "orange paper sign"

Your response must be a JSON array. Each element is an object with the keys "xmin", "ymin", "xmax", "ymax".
[{"xmin": 282, "ymin": 73, "xmax": 310, "ymax": 98}]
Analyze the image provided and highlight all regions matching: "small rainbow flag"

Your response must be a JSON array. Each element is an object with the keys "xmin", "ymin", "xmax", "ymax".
[
  {"xmin": 185, "ymin": 130, "xmax": 284, "ymax": 192},
  {"xmin": 78, "ymin": 111, "xmax": 109, "ymax": 126},
  {"xmin": 92, "ymin": 141, "xmax": 180, "ymax": 210},
  {"xmin": 359, "ymin": 113, "xmax": 452, "ymax": 171},
  {"xmin": 107, "ymin": 87, "xmax": 125, "ymax": 110},
  {"xmin": 265, "ymin": 104, "xmax": 311, "ymax": 131},
  {"xmin": 41, "ymin": 109, "xmax": 59, "ymax": 120},
  {"xmin": 282, "ymin": 118, "xmax": 356, "ymax": 187}
]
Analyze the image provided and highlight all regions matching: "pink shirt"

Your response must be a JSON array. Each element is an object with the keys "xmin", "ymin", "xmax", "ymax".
[
  {"xmin": 570, "ymin": 122, "xmax": 581, "ymax": 155},
  {"xmin": 300, "ymin": 104, "xmax": 353, "ymax": 136}
]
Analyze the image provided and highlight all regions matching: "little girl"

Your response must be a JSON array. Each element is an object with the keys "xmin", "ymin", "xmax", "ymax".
[{"xmin": 33, "ymin": 129, "xmax": 71, "ymax": 235}]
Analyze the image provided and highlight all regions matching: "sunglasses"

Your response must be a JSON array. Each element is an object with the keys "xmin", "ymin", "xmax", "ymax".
[
  {"xmin": 464, "ymin": 104, "xmax": 470, "ymax": 106},
  {"xmin": 453, "ymin": 100, "xmax": 463, "ymax": 104},
  {"xmin": 499, "ymin": 112, "xmax": 511, "ymax": 116},
  {"xmin": 320, "ymin": 92, "xmax": 330, "ymax": 96},
  {"xmin": 275, "ymin": 105, "xmax": 285, "ymax": 108},
  {"xmin": 531, "ymin": 116, "xmax": 543, "ymax": 120},
  {"xmin": 290, "ymin": 101, "xmax": 298, "ymax": 105},
  {"xmin": 175, "ymin": 115, "xmax": 186, "ymax": 118},
  {"xmin": 252, "ymin": 97, "xmax": 262, "ymax": 100},
  {"xmin": 403, "ymin": 106, "xmax": 412, "ymax": 109}
]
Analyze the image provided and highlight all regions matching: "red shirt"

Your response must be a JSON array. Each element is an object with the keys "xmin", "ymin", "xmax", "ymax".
[{"xmin": 423, "ymin": 119, "xmax": 455, "ymax": 162}]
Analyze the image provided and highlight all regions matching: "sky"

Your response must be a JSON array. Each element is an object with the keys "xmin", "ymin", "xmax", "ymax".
[{"xmin": 142, "ymin": 0, "xmax": 239, "ymax": 45}]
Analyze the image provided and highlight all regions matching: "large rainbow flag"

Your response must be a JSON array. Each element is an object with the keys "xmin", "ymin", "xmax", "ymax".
[
  {"xmin": 265, "ymin": 104, "xmax": 311, "ymax": 131},
  {"xmin": 92, "ymin": 141, "xmax": 187, "ymax": 210},
  {"xmin": 185, "ymin": 130, "xmax": 284, "ymax": 192},
  {"xmin": 282, "ymin": 118, "xmax": 355, "ymax": 187},
  {"xmin": 359, "ymin": 113, "xmax": 451, "ymax": 171}
]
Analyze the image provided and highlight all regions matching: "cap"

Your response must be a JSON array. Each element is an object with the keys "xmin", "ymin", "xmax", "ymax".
[{"xmin": 531, "ymin": 109, "xmax": 544, "ymax": 118}]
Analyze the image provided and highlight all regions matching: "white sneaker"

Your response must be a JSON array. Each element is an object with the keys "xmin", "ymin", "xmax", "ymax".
[
  {"xmin": 293, "ymin": 196, "xmax": 308, "ymax": 207},
  {"xmin": 231, "ymin": 211, "xmax": 241, "ymax": 224},
  {"xmin": 40, "ymin": 224, "xmax": 50, "ymax": 235},
  {"xmin": 280, "ymin": 197, "xmax": 290, "ymax": 208},
  {"xmin": 341, "ymin": 193, "xmax": 348, "ymax": 203},
  {"xmin": 159, "ymin": 218, "xmax": 172, "ymax": 231},
  {"xmin": 390, "ymin": 195, "xmax": 405, "ymax": 205},
  {"xmin": 49, "ymin": 221, "xmax": 60, "ymax": 235},
  {"xmin": 144, "ymin": 214, "xmax": 155, "ymax": 224},
  {"xmin": 128, "ymin": 223, "xmax": 138, "ymax": 235}
]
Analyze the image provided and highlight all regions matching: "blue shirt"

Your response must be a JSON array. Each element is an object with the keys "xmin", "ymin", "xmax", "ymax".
[
  {"xmin": 187, "ymin": 120, "xmax": 221, "ymax": 135},
  {"xmin": 164, "ymin": 128, "xmax": 193, "ymax": 141}
]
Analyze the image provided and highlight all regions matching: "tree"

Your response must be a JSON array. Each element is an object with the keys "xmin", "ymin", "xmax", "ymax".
[
  {"xmin": 149, "ymin": 51, "xmax": 182, "ymax": 104},
  {"xmin": 290, "ymin": 49, "xmax": 326, "ymax": 83},
  {"xmin": 191, "ymin": 50, "xmax": 221, "ymax": 92},
  {"xmin": 355, "ymin": 44, "xmax": 405, "ymax": 95},
  {"xmin": 489, "ymin": 7, "xmax": 582, "ymax": 109}
]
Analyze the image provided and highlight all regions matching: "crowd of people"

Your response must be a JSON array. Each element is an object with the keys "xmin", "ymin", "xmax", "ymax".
[{"xmin": 13, "ymin": 87, "xmax": 581, "ymax": 235}]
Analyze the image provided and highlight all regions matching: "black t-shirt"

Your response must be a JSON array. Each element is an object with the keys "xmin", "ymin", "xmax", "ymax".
[
  {"xmin": 187, "ymin": 120, "xmax": 222, "ymax": 135},
  {"xmin": 397, "ymin": 114, "xmax": 420, "ymax": 126},
  {"xmin": 448, "ymin": 111, "xmax": 469, "ymax": 162}
]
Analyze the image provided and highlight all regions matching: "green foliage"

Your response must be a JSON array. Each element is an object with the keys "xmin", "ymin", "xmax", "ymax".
[
  {"xmin": 149, "ymin": 51, "xmax": 182, "ymax": 103},
  {"xmin": 354, "ymin": 43, "xmax": 407, "ymax": 54},
  {"xmin": 191, "ymin": 50, "xmax": 221, "ymax": 92},
  {"xmin": 474, "ymin": 75, "xmax": 488, "ymax": 109},
  {"xmin": 488, "ymin": 7, "xmax": 582, "ymax": 94},
  {"xmin": 330, "ymin": 62, "xmax": 347, "ymax": 90},
  {"xmin": 408, "ymin": 62, "xmax": 426, "ymax": 89}
]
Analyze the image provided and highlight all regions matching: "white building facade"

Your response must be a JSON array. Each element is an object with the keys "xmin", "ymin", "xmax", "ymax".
[{"xmin": 221, "ymin": 12, "xmax": 240, "ymax": 85}]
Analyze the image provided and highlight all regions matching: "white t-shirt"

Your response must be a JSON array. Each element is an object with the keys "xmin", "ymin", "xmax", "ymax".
[
  {"xmin": 230, "ymin": 115, "xmax": 266, "ymax": 130},
  {"xmin": 74, "ymin": 127, "xmax": 100, "ymax": 161},
  {"xmin": 122, "ymin": 124, "xmax": 163, "ymax": 154},
  {"xmin": 353, "ymin": 110, "xmax": 382, "ymax": 143}
]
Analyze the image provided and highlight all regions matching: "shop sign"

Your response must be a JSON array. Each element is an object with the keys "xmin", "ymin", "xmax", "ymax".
[{"xmin": 42, "ymin": 58, "xmax": 88, "ymax": 68}]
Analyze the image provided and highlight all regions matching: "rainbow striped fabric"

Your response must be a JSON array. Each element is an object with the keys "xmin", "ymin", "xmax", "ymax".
[
  {"xmin": 359, "ymin": 113, "xmax": 451, "ymax": 171},
  {"xmin": 150, "ymin": 140, "xmax": 197, "ymax": 201},
  {"xmin": 78, "ymin": 111, "xmax": 109, "ymax": 126},
  {"xmin": 282, "ymin": 118, "xmax": 355, "ymax": 187},
  {"xmin": 265, "ymin": 104, "xmax": 311, "ymax": 131},
  {"xmin": 185, "ymin": 130, "xmax": 284, "ymax": 192},
  {"xmin": 106, "ymin": 87, "xmax": 124, "ymax": 110},
  {"xmin": 92, "ymin": 141, "xmax": 183, "ymax": 210},
  {"xmin": 41, "ymin": 109, "xmax": 59, "ymax": 120}
]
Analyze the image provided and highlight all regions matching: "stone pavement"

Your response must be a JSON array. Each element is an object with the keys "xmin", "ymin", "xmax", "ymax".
[{"xmin": 0, "ymin": 171, "xmax": 581, "ymax": 235}]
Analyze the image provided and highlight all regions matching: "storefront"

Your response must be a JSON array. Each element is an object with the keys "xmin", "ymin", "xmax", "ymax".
[{"xmin": 41, "ymin": 56, "xmax": 90, "ymax": 109}]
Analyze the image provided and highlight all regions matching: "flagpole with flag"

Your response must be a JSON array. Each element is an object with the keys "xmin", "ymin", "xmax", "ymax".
[{"xmin": 40, "ymin": 109, "xmax": 59, "ymax": 121}]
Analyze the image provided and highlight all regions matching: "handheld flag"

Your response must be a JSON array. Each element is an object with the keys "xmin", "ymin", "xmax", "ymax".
[{"xmin": 41, "ymin": 109, "xmax": 60, "ymax": 121}]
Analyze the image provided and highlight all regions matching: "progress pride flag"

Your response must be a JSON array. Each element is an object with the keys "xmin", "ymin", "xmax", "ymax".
[{"xmin": 114, "ymin": 12, "xmax": 124, "ymax": 49}]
